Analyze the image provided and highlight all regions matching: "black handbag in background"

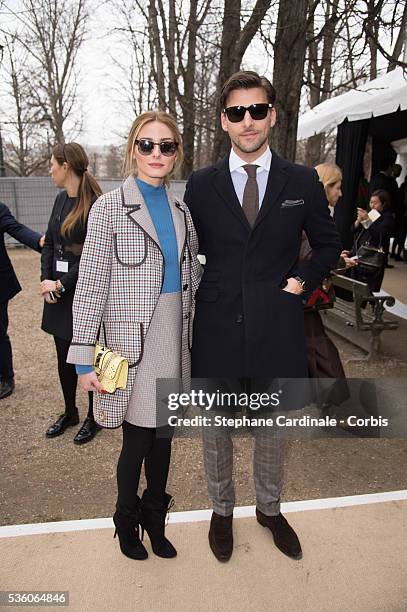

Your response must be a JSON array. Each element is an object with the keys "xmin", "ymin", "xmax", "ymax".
[{"xmin": 356, "ymin": 243, "xmax": 386, "ymax": 270}]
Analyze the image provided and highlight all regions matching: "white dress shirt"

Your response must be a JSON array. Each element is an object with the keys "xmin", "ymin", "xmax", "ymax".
[{"xmin": 229, "ymin": 147, "xmax": 272, "ymax": 208}]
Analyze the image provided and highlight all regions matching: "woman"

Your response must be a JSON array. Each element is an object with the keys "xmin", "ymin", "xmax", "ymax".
[
  {"xmin": 352, "ymin": 189, "xmax": 394, "ymax": 292},
  {"xmin": 302, "ymin": 163, "xmax": 355, "ymax": 405},
  {"xmin": 67, "ymin": 111, "xmax": 201, "ymax": 561},
  {"xmin": 41, "ymin": 143, "xmax": 103, "ymax": 444}
]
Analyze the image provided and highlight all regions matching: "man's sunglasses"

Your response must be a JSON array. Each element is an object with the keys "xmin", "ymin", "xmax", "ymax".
[
  {"xmin": 223, "ymin": 103, "xmax": 273, "ymax": 123},
  {"xmin": 135, "ymin": 139, "xmax": 178, "ymax": 157}
]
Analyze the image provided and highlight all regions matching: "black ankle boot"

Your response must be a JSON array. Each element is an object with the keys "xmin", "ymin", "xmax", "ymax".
[
  {"xmin": 140, "ymin": 491, "xmax": 177, "ymax": 558},
  {"xmin": 113, "ymin": 502, "xmax": 148, "ymax": 560}
]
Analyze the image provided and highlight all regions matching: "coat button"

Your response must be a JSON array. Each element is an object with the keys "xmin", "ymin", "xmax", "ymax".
[
  {"xmin": 235, "ymin": 314, "xmax": 244, "ymax": 324},
  {"xmin": 183, "ymin": 283, "xmax": 188, "ymax": 291}
]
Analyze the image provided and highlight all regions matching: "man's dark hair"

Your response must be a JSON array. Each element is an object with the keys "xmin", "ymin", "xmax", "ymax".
[{"xmin": 220, "ymin": 70, "xmax": 276, "ymax": 110}]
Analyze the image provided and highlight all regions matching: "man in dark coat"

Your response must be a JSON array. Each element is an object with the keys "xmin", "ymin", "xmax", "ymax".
[
  {"xmin": 185, "ymin": 71, "xmax": 341, "ymax": 563},
  {"xmin": 0, "ymin": 202, "xmax": 43, "ymax": 399}
]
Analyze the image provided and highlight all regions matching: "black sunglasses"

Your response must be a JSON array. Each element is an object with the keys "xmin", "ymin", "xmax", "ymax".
[
  {"xmin": 135, "ymin": 139, "xmax": 178, "ymax": 157},
  {"xmin": 223, "ymin": 103, "xmax": 273, "ymax": 123}
]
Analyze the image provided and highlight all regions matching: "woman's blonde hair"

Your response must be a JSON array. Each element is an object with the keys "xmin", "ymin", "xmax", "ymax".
[
  {"xmin": 315, "ymin": 163, "xmax": 343, "ymax": 193},
  {"xmin": 123, "ymin": 110, "xmax": 184, "ymax": 180}
]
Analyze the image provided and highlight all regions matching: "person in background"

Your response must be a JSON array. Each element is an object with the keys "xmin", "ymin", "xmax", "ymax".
[
  {"xmin": 397, "ymin": 175, "xmax": 407, "ymax": 261},
  {"xmin": 353, "ymin": 189, "xmax": 394, "ymax": 292},
  {"xmin": 390, "ymin": 165, "xmax": 405, "ymax": 261},
  {"xmin": 370, "ymin": 157, "xmax": 399, "ymax": 268},
  {"xmin": 301, "ymin": 163, "xmax": 356, "ymax": 407},
  {"xmin": 67, "ymin": 111, "xmax": 201, "ymax": 561},
  {"xmin": 40, "ymin": 143, "xmax": 103, "ymax": 444},
  {"xmin": 0, "ymin": 203, "xmax": 44, "ymax": 400}
]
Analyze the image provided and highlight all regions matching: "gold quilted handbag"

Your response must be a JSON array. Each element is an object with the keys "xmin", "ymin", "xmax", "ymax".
[{"xmin": 93, "ymin": 343, "xmax": 129, "ymax": 394}]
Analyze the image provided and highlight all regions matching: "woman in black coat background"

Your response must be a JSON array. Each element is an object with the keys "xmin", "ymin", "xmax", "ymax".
[
  {"xmin": 40, "ymin": 142, "xmax": 102, "ymax": 443},
  {"xmin": 353, "ymin": 189, "xmax": 394, "ymax": 292}
]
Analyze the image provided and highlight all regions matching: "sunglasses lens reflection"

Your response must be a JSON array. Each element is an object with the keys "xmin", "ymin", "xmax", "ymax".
[
  {"xmin": 226, "ymin": 104, "xmax": 270, "ymax": 123},
  {"xmin": 137, "ymin": 140, "xmax": 178, "ymax": 157}
]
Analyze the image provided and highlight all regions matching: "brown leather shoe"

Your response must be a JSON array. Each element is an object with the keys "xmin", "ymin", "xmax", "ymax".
[
  {"xmin": 256, "ymin": 509, "xmax": 302, "ymax": 560},
  {"xmin": 208, "ymin": 512, "xmax": 233, "ymax": 562}
]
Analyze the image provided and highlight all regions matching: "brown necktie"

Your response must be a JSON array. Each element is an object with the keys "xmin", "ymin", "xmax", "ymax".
[{"xmin": 242, "ymin": 164, "xmax": 259, "ymax": 227}]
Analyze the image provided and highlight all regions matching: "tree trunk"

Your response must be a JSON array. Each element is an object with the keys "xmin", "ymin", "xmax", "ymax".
[
  {"xmin": 212, "ymin": 0, "xmax": 272, "ymax": 162},
  {"xmin": 272, "ymin": 0, "xmax": 309, "ymax": 161}
]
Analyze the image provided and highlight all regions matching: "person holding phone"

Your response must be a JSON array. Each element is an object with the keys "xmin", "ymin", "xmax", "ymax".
[
  {"xmin": 66, "ymin": 111, "xmax": 201, "ymax": 561},
  {"xmin": 40, "ymin": 142, "xmax": 103, "ymax": 444}
]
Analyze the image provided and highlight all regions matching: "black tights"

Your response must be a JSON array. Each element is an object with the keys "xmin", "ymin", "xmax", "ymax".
[
  {"xmin": 116, "ymin": 420, "xmax": 173, "ymax": 511},
  {"xmin": 53, "ymin": 335, "xmax": 93, "ymax": 419}
]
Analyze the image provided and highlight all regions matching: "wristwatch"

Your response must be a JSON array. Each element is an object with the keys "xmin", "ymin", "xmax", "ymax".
[
  {"xmin": 55, "ymin": 279, "xmax": 65, "ymax": 294},
  {"xmin": 294, "ymin": 276, "xmax": 306, "ymax": 292}
]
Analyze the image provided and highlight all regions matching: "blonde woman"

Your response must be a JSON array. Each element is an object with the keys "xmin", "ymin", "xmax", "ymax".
[
  {"xmin": 67, "ymin": 111, "xmax": 201, "ymax": 560},
  {"xmin": 302, "ymin": 163, "xmax": 355, "ymax": 393}
]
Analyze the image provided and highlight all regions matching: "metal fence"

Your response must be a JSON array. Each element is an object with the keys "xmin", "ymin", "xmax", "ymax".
[{"xmin": 0, "ymin": 177, "xmax": 187, "ymax": 246}]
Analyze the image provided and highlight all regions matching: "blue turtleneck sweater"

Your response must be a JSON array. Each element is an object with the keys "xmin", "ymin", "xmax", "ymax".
[{"xmin": 136, "ymin": 177, "xmax": 180, "ymax": 293}]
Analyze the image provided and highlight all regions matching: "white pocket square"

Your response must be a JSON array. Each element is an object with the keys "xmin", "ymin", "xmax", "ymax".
[{"xmin": 281, "ymin": 199, "xmax": 304, "ymax": 208}]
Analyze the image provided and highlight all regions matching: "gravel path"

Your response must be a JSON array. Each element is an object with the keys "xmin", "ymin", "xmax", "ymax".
[{"xmin": 1, "ymin": 248, "xmax": 406, "ymax": 526}]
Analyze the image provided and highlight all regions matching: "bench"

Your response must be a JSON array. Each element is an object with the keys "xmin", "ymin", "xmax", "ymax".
[{"xmin": 321, "ymin": 272, "xmax": 399, "ymax": 361}]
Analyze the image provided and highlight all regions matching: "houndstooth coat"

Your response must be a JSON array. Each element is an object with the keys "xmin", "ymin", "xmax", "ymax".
[{"xmin": 67, "ymin": 175, "xmax": 201, "ymax": 428}]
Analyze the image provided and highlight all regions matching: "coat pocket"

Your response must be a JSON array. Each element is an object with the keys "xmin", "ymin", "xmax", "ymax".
[
  {"xmin": 103, "ymin": 321, "xmax": 144, "ymax": 368},
  {"xmin": 113, "ymin": 232, "xmax": 148, "ymax": 267}
]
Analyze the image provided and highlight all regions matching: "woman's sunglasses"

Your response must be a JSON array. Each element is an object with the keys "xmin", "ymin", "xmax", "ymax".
[
  {"xmin": 223, "ymin": 103, "xmax": 273, "ymax": 123},
  {"xmin": 135, "ymin": 139, "xmax": 178, "ymax": 157}
]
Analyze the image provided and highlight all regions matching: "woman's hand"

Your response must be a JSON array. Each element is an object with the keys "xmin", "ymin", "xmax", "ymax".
[
  {"xmin": 78, "ymin": 371, "xmax": 106, "ymax": 394},
  {"xmin": 44, "ymin": 292, "xmax": 58, "ymax": 304},
  {"xmin": 356, "ymin": 207, "xmax": 369, "ymax": 222},
  {"xmin": 339, "ymin": 250, "xmax": 358, "ymax": 269},
  {"xmin": 40, "ymin": 279, "xmax": 57, "ymax": 296}
]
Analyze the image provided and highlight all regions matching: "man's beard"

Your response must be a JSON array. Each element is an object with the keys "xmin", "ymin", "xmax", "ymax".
[{"xmin": 233, "ymin": 134, "xmax": 269, "ymax": 155}]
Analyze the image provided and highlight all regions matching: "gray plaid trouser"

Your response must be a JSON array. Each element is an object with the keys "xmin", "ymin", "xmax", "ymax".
[{"xmin": 202, "ymin": 413, "xmax": 284, "ymax": 517}]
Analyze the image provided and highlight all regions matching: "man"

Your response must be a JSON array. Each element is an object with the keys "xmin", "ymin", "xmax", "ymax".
[
  {"xmin": 184, "ymin": 71, "xmax": 341, "ymax": 562},
  {"xmin": 0, "ymin": 202, "xmax": 44, "ymax": 399}
]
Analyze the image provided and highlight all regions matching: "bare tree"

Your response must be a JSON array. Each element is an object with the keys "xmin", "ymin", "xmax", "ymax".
[
  {"xmin": 4, "ymin": 0, "xmax": 88, "ymax": 144},
  {"xmin": 271, "ymin": 0, "xmax": 309, "ymax": 161},
  {"xmin": 1, "ymin": 37, "xmax": 50, "ymax": 176},
  {"xmin": 304, "ymin": 0, "xmax": 341, "ymax": 166},
  {"xmin": 212, "ymin": 0, "xmax": 273, "ymax": 161}
]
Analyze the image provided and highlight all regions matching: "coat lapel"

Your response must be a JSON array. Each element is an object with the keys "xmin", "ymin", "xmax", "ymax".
[
  {"xmin": 253, "ymin": 152, "xmax": 289, "ymax": 230},
  {"xmin": 121, "ymin": 175, "xmax": 160, "ymax": 246},
  {"xmin": 213, "ymin": 154, "xmax": 251, "ymax": 232},
  {"xmin": 166, "ymin": 186, "xmax": 186, "ymax": 263}
]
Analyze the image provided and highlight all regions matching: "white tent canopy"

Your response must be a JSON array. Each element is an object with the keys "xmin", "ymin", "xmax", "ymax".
[{"xmin": 297, "ymin": 67, "xmax": 407, "ymax": 140}]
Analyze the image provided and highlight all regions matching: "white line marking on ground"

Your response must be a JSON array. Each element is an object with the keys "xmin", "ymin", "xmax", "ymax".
[{"xmin": 1, "ymin": 489, "xmax": 406, "ymax": 538}]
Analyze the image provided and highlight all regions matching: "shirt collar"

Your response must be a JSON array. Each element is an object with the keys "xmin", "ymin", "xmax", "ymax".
[{"xmin": 229, "ymin": 146, "xmax": 272, "ymax": 174}]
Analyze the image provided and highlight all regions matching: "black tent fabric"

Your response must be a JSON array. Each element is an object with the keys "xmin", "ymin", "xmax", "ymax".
[
  {"xmin": 335, "ymin": 118, "xmax": 369, "ymax": 249},
  {"xmin": 334, "ymin": 108, "xmax": 407, "ymax": 249}
]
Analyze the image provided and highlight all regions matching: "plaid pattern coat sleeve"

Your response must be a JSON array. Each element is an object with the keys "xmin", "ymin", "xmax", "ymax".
[{"xmin": 67, "ymin": 194, "xmax": 113, "ymax": 365}]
